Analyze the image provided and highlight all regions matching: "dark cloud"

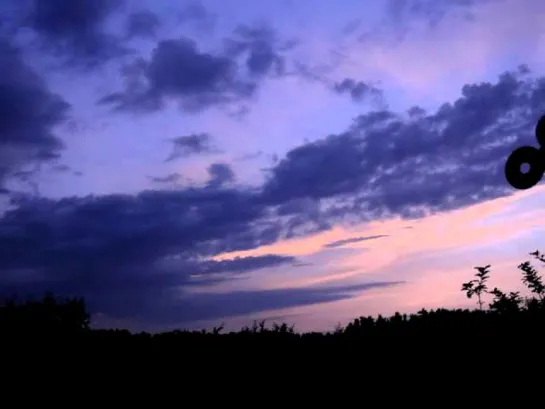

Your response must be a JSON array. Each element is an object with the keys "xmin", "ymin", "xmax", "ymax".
[
  {"xmin": 21, "ymin": 0, "xmax": 129, "ymax": 68},
  {"xmin": 207, "ymin": 163, "xmax": 235, "ymax": 188},
  {"xmin": 177, "ymin": 0, "xmax": 216, "ymax": 33},
  {"xmin": 224, "ymin": 23, "xmax": 294, "ymax": 78},
  {"xmin": 262, "ymin": 132, "xmax": 367, "ymax": 203},
  {"xmin": 195, "ymin": 254, "xmax": 296, "ymax": 275},
  {"xmin": 149, "ymin": 173, "xmax": 182, "ymax": 184},
  {"xmin": 0, "ymin": 188, "xmax": 287, "ymax": 322},
  {"xmin": 0, "ymin": 40, "xmax": 70, "ymax": 189},
  {"xmin": 0, "ymin": 185, "xmax": 392, "ymax": 326},
  {"xmin": 148, "ymin": 282, "xmax": 402, "ymax": 326},
  {"xmin": 1, "ymin": 1, "xmax": 219, "ymax": 71},
  {"xmin": 387, "ymin": 0, "xmax": 494, "ymax": 30},
  {"xmin": 92, "ymin": 281, "xmax": 402, "ymax": 331},
  {"xmin": 100, "ymin": 22, "xmax": 298, "ymax": 114},
  {"xmin": 236, "ymin": 151, "xmax": 264, "ymax": 161},
  {"xmin": 324, "ymin": 235, "xmax": 389, "ymax": 249},
  {"xmin": 125, "ymin": 9, "xmax": 160, "ymax": 39},
  {"xmin": 292, "ymin": 261, "xmax": 313, "ymax": 267},
  {"xmin": 0, "ymin": 188, "xmax": 271, "ymax": 272},
  {"xmin": 263, "ymin": 65, "xmax": 545, "ymax": 220},
  {"xmin": 333, "ymin": 78, "xmax": 383, "ymax": 103},
  {"xmin": 165, "ymin": 133, "xmax": 217, "ymax": 161},
  {"xmin": 99, "ymin": 37, "xmax": 257, "ymax": 113},
  {"xmin": 51, "ymin": 164, "xmax": 71, "ymax": 173}
]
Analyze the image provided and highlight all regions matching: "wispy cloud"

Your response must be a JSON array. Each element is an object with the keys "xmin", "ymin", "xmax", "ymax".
[{"xmin": 323, "ymin": 234, "xmax": 389, "ymax": 249}]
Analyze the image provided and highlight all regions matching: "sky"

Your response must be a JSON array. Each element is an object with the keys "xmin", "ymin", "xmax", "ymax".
[{"xmin": 1, "ymin": 0, "xmax": 545, "ymax": 333}]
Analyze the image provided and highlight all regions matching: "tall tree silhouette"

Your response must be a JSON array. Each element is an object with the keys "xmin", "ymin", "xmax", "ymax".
[{"xmin": 461, "ymin": 265, "xmax": 490, "ymax": 310}]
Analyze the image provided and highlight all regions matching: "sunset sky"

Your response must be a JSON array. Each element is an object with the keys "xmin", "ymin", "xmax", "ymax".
[{"xmin": 1, "ymin": 0, "xmax": 545, "ymax": 333}]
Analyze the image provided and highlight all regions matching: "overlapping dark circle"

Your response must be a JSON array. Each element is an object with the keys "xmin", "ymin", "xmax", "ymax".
[{"xmin": 504, "ymin": 115, "xmax": 545, "ymax": 190}]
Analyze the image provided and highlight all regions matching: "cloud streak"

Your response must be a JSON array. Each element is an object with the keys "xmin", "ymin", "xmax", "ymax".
[
  {"xmin": 323, "ymin": 234, "xmax": 389, "ymax": 249},
  {"xmin": 165, "ymin": 133, "xmax": 218, "ymax": 162}
]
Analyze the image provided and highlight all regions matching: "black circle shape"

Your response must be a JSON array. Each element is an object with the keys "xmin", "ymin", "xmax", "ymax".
[
  {"xmin": 535, "ymin": 114, "xmax": 545, "ymax": 147},
  {"xmin": 504, "ymin": 146, "xmax": 545, "ymax": 190}
]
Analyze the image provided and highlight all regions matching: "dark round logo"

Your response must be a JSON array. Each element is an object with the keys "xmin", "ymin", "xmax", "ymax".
[{"xmin": 504, "ymin": 115, "xmax": 545, "ymax": 190}]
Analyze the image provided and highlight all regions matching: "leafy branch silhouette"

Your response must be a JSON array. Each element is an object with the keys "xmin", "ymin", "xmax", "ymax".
[{"xmin": 461, "ymin": 265, "xmax": 490, "ymax": 310}]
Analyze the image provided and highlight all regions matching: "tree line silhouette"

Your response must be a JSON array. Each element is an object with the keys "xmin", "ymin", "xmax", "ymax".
[{"xmin": 3, "ymin": 250, "xmax": 545, "ymax": 364}]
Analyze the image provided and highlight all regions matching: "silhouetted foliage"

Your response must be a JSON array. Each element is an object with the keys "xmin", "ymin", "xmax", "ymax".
[
  {"xmin": 520, "ymin": 251, "xmax": 545, "ymax": 299},
  {"xmin": 3, "ymin": 250, "xmax": 545, "ymax": 369},
  {"xmin": 0, "ymin": 292, "xmax": 90, "ymax": 337},
  {"xmin": 461, "ymin": 265, "xmax": 490, "ymax": 309}
]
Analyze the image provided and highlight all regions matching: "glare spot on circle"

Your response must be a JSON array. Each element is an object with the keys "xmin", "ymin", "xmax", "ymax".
[{"xmin": 520, "ymin": 163, "xmax": 530, "ymax": 174}]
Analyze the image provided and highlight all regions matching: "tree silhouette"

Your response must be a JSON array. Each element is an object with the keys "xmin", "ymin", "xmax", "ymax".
[
  {"xmin": 0, "ymin": 292, "xmax": 90, "ymax": 336},
  {"xmin": 461, "ymin": 265, "xmax": 491, "ymax": 309},
  {"xmin": 520, "ymin": 252, "xmax": 545, "ymax": 300},
  {"xmin": 488, "ymin": 287, "xmax": 523, "ymax": 314},
  {"xmin": 2, "ymin": 248, "xmax": 545, "ymax": 368}
]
